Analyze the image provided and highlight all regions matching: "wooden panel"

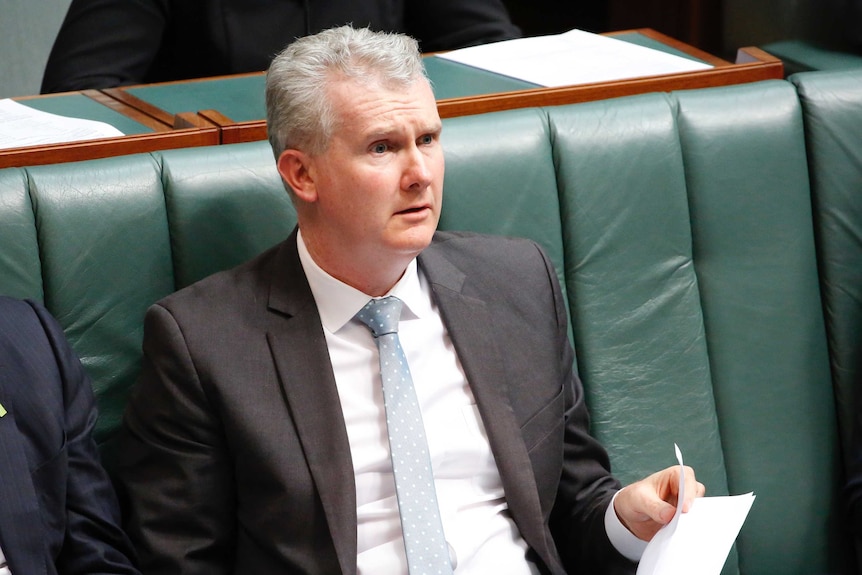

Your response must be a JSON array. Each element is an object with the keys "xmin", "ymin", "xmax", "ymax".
[
  {"xmin": 198, "ymin": 110, "xmax": 267, "ymax": 144},
  {"xmin": 0, "ymin": 129, "xmax": 220, "ymax": 169},
  {"xmin": 101, "ymin": 87, "xmax": 176, "ymax": 127}
]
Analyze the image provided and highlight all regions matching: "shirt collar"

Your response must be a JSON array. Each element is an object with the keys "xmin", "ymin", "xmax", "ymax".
[{"xmin": 296, "ymin": 230, "xmax": 429, "ymax": 333}]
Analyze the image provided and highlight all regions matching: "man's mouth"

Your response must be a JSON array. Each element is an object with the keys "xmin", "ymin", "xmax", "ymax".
[{"xmin": 397, "ymin": 205, "xmax": 429, "ymax": 215}]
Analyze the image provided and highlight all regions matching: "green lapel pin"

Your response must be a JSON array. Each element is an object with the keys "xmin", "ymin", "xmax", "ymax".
[{"xmin": 0, "ymin": 402, "xmax": 6, "ymax": 417}]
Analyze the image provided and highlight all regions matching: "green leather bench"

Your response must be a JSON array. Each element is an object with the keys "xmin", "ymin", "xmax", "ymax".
[
  {"xmin": 762, "ymin": 40, "xmax": 862, "ymax": 76},
  {"xmin": 792, "ymin": 67, "xmax": 862, "ymax": 513},
  {"xmin": 1, "ymin": 74, "xmax": 859, "ymax": 574}
]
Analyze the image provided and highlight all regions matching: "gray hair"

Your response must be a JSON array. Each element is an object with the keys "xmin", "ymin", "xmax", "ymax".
[{"xmin": 265, "ymin": 26, "xmax": 428, "ymax": 158}]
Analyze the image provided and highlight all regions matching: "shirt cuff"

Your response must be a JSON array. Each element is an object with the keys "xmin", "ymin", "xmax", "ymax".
[{"xmin": 605, "ymin": 490, "xmax": 649, "ymax": 562}]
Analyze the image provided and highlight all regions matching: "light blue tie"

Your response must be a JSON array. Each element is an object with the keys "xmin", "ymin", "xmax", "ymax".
[{"xmin": 356, "ymin": 296, "xmax": 454, "ymax": 575}]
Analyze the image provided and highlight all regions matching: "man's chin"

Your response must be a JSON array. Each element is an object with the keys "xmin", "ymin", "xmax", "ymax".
[{"xmin": 388, "ymin": 232, "xmax": 435, "ymax": 259}]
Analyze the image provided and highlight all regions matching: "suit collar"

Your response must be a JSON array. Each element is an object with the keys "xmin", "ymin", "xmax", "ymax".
[{"xmin": 266, "ymin": 229, "xmax": 314, "ymax": 319}]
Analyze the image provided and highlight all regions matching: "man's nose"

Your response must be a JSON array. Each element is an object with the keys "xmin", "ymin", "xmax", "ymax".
[{"xmin": 402, "ymin": 146, "xmax": 433, "ymax": 190}]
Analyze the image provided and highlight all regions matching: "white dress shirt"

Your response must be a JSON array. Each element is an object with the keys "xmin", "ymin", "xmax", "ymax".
[
  {"xmin": 0, "ymin": 543, "xmax": 10, "ymax": 574},
  {"xmin": 296, "ymin": 231, "xmax": 644, "ymax": 572}
]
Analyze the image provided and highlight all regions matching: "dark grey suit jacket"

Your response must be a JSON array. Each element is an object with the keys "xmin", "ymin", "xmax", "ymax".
[
  {"xmin": 0, "ymin": 297, "xmax": 139, "ymax": 575},
  {"xmin": 118, "ymin": 230, "xmax": 635, "ymax": 574}
]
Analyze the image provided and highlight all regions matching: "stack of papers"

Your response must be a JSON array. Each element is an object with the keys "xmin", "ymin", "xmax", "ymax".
[
  {"xmin": 437, "ymin": 29, "xmax": 713, "ymax": 88},
  {"xmin": 0, "ymin": 99, "xmax": 124, "ymax": 150}
]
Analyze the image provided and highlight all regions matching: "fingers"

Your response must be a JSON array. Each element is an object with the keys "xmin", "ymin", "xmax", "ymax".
[
  {"xmin": 656, "ymin": 499, "xmax": 677, "ymax": 524},
  {"xmin": 613, "ymin": 465, "xmax": 707, "ymax": 541},
  {"xmin": 680, "ymin": 465, "xmax": 706, "ymax": 512},
  {"xmin": 614, "ymin": 481, "xmax": 673, "ymax": 541}
]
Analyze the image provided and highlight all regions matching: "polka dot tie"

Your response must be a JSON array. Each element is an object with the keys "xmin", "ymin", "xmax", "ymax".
[{"xmin": 356, "ymin": 296, "xmax": 454, "ymax": 575}]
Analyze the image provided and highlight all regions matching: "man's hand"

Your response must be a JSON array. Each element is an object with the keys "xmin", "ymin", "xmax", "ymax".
[{"xmin": 613, "ymin": 465, "xmax": 706, "ymax": 541}]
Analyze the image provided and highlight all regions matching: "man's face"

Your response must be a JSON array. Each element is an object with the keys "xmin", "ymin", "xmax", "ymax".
[{"xmin": 295, "ymin": 76, "xmax": 444, "ymax": 285}]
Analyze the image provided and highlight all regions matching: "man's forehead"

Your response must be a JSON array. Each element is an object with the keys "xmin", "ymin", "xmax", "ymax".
[{"xmin": 330, "ymin": 77, "xmax": 440, "ymax": 131}]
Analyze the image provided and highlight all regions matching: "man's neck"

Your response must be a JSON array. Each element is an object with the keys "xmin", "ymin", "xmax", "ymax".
[{"xmin": 297, "ymin": 229, "xmax": 410, "ymax": 297}]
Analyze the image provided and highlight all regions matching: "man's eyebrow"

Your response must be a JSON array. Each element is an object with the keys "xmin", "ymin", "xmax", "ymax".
[
  {"xmin": 362, "ymin": 123, "xmax": 441, "ymax": 141},
  {"xmin": 363, "ymin": 128, "xmax": 397, "ymax": 141}
]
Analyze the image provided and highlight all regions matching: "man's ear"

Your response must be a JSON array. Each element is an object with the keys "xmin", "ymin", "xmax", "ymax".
[{"xmin": 277, "ymin": 149, "xmax": 317, "ymax": 203}]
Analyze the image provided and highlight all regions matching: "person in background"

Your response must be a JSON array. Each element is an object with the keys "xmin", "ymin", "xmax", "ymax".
[
  {"xmin": 117, "ymin": 25, "xmax": 704, "ymax": 574},
  {"xmin": 851, "ymin": 0, "xmax": 862, "ymax": 52},
  {"xmin": 40, "ymin": 0, "xmax": 521, "ymax": 93},
  {"xmin": 0, "ymin": 296, "xmax": 139, "ymax": 575}
]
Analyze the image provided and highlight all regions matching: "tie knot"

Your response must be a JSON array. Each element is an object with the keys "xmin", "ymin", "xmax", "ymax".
[{"xmin": 355, "ymin": 296, "xmax": 403, "ymax": 337}]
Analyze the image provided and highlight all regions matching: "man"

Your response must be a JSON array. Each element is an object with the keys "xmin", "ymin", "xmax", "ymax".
[
  {"xmin": 118, "ymin": 26, "xmax": 704, "ymax": 574},
  {"xmin": 40, "ymin": 0, "xmax": 521, "ymax": 93},
  {"xmin": 0, "ymin": 296, "xmax": 140, "ymax": 575}
]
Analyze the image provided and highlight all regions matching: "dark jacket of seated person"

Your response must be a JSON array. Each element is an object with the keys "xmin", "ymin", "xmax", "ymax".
[
  {"xmin": 0, "ymin": 296, "xmax": 140, "ymax": 575},
  {"xmin": 845, "ymin": 342, "xmax": 862, "ymax": 535},
  {"xmin": 40, "ymin": 0, "xmax": 521, "ymax": 93}
]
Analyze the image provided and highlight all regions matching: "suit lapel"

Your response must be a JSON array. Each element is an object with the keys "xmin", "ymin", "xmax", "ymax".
[
  {"xmin": 418, "ymin": 245, "xmax": 558, "ymax": 568},
  {"xmin": 0, "ymin": 366, "xmax": 47, "ymax": 575},
  {"xmin": 265, "ymin": 235, "xmax": 358, "ymax": 575}
]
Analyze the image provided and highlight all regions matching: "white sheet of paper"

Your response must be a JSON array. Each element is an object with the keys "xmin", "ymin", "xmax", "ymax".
[
  {"xmin": 637, "ymin": 445, "xmax": 755, "ymax": 575},
  {"xmin": 436, "ymin": 29, "xmax": 712, "ymax": 88},
  {"xmin": 0, "ymin": 98, "xmax": 124, "ymax": 150}
]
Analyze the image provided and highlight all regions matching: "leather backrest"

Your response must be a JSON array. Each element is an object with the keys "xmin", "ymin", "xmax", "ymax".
[
  {"xmin": 22, "ymin": 155, "xmax": 175, "ymax": 465},
  {"xmin": 673, "ymin": 80, "xmax": 846, "ymax": 574},
  {"xmin": 548, "ymin": 92, "xmax": 735, "ymax": 572},
  {"xmin": 0, "ymin": 169, "xmax": 42, "ymax": 301},
  {"xmin": 549, "ymin": 80, "xmax": 847, "ymax": 574},
  {"xmin": 791, "ymin": 69, "xmax": 862, "ymax": 472},
  {"xmin": 154, "ymin": 142, "xmax": 296, "ymax": 290}
]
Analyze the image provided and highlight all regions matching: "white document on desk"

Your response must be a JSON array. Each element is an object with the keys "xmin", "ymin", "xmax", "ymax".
[
  {"xmin": 637, "ymin": 445, "xmax": 755, "ymax": 575},
  {"xmin": 436, "ymin": 29, "xmax": 713, "ymax": 88},
  {"xmin": 0, "ymin": 98, "xmax": 124, "ymax": 150}
]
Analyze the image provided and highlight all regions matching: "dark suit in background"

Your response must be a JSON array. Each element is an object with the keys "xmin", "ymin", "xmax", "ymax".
[
  {"xmin": 117, "ymin": 231, "xmax": 634, "ymax": 574},
  {"xmin": 40, "ymin": 0, "xmax": 521, "ymax": 93},
  {"xmin": 0, "ymin": 297, "xmax": 139, "ymax": 575}
]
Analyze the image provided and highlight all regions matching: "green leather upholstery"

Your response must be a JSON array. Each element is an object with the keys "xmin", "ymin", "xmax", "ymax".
[
  {"xmin": 0, "ymin": 168, "xmax": 42, "ymax": 301},
  {"xmin": 763, "ymin": 40, "xmax": 862, "ymax": 76},
  {"xmin": 792, "ymin": 69, "xmax": 862, "ymax": 473},
  {"xmin": 0, "ymin": 75, "xmax": 858, "ymax": 574},
  {"xmin": 25, "ymin": 155, "xmax": 175, "ymax": 449},
  {"xmin": 674, "ymin": 81, "xmax": 844, "ymax": 574},
  {"xmin": 549, "ymin": 93, "xmax": 739, "ymax": 575},
  {"xmin": 156, "ymin": 142, "xmax": 296, "ymax": 289},
  {"xmin": 548, "ymin": 93, "xmax": 727, "ymax": 497}
]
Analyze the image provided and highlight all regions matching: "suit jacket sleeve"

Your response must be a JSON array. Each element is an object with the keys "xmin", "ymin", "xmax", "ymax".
[
  {"xmin": 16, "ymin": 300, "xmax": 140, "ymax": 574},
  {"xmin": 404, "ymin": 0, "xmax": 521, "ymax": 52},
  {"xmin": 41, "ymin": 0, "xmax": 169, "ymax": 92},
  {"xmin": 117, "ymin": 303, "xmax": 236, "ymax": 575}
]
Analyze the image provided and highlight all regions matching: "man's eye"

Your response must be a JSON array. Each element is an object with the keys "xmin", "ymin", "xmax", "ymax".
[
  {"xmin": 372, "ymin": 143, "xmax": 388, "ymax": 154},
  {"xmin": 419, "ymin": 135, "xmax": 434, "ymax": 145}
]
